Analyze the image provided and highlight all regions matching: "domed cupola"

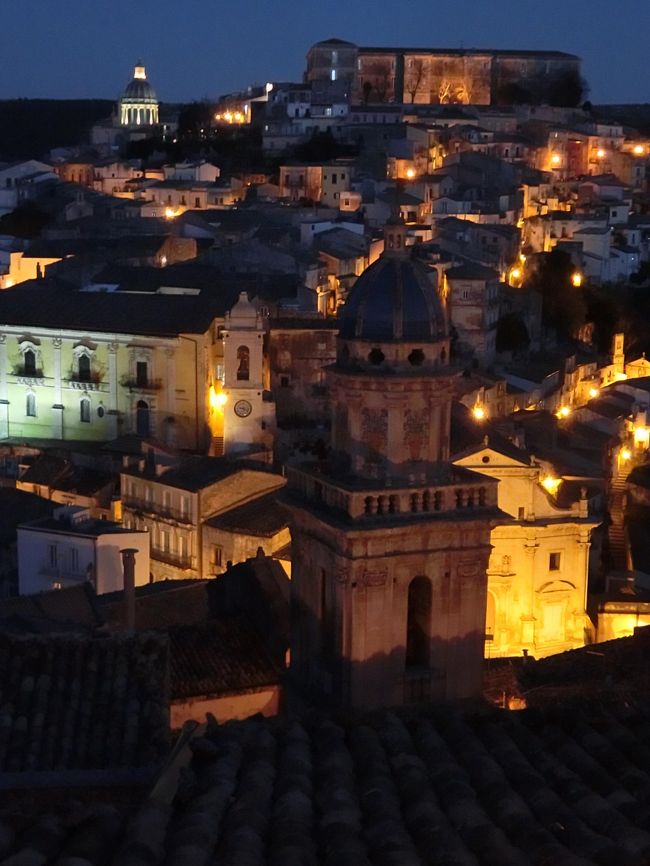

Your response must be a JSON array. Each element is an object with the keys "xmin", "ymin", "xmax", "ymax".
[
  {"xmin": 120, "ymin": 62, "xmax": 159, "ymax": 127},
  {"xmin": 337, "ymin": 213, "xmax": 448, "ymax": 360}
]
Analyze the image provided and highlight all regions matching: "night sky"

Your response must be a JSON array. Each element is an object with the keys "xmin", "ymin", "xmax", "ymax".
[{"xmin": 6, "ymin": 0, "xmax": 650, "ymax": 104}]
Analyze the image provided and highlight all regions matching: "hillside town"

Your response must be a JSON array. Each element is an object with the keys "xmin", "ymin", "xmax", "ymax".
[{"xmin": 3, "ymin": 36, "xmax": 650, "ymax": 865}]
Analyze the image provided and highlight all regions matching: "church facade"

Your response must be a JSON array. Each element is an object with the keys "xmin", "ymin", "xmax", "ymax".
[{"xmin": 286, "ymin": 217, "xmax": 502, "ymax": 710}]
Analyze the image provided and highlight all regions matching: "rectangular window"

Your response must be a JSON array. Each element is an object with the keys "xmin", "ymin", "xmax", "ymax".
[
  {"xmin": 518, "ymin": 506, "xmax": 525, "ymax": 520},
  {"xmin": 280, "ymin": 375, "xmax": 290, "ymax": 387},
  {"xmin": 179, "ymin": 535, "xmax": 188, "ymax": 560},
  {"xmin": 70, "ymin": 548, "xmax": 79, "ymax": 573},
  {"xmin": 136, "ymin": 361, "xmax": 148, "ymax": 387},
  {"xmin": 26, "ymin": 394, "xmax": 36, "ymax": 417},
  {"xmin": 160, "ymin": 529, "xmax": 170, "ymax": 552},
  {"xmin": 549, "ymin": 552, "xmax": 561, "ymax": 571},
  {"xmin": 213, "ymin": 545, "xmax": 223, "ymax": 567},
  {"xmin": 179, "ymin": 495, "xmax": 189, "ymax": 519},
  {"xmin": 48, "ymin": 544, "xmax": 58, "ymax": 568}
]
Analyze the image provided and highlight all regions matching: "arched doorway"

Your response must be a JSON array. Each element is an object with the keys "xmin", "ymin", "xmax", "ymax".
[
  {"xmin": 406, "ymin": 576, "xmax": 432, "ymax": 668},
  {"xmin": 136, "ymin": 400, "xmax": 150, "ymax": 437}
]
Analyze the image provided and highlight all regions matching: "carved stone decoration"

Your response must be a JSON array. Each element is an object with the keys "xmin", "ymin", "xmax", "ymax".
[
  {"xmin": 403, "ymin": 408, "xmax": 428, "ymax": 459},
  {"xmin": 361, "ymin": 407, "xmax": 388, "ymax": 453},
  {"xmin": 457, "ymin": 560, "xmax": 480, "ymax": 578},
  {"xmin": 52, "ymin": 338, "xmax": 62, "ymax": 349},
  {"xmin": 335, "ymin": 568, "xmax": 349, "ymax": 585},
  {"xmin": 361, "ymin": 570, "xmax": 388, "ymax": 587}
]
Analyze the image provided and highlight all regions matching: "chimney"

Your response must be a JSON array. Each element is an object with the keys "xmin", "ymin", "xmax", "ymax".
[{"xmin": 120, "ymin": 548, "xmax": 138, "ymax": 631}]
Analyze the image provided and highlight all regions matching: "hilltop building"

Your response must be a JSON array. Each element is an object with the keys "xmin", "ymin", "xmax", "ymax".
[
  {"xmin": 119, "ymin": 62, "xmax": 159, "ymax": 128},
  {"xmin": 305, "ymin": 39, "xmax": 582, "ymax": 106}
]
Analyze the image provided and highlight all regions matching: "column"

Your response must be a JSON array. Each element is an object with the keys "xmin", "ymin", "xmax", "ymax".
[
  {"xmin": 0, "ymin": 335, "xmax": 8, "ymax": 439},
  {"xmin": 520, "ymin": 542, "xmax": 538, "ymax": 647},
  {"xmin": 51, "ymin": 337, "xmax": 64, "ymax": 439},
  {"xmin": 107, "ymin": 342, "xmax": 119, "ymax": 439}
]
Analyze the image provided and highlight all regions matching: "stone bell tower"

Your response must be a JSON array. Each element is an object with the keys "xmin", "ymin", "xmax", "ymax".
[
  {"xmin": 221, "ymin": 293, "xmax": 274, "ymax": 459},
  {"xmin": 286, "ymin": 220, "xmax": 501, "ymax": 710}
]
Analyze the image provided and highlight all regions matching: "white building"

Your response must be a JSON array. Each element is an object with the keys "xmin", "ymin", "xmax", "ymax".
[{"xmin": 18, "ymin": 505, "xmax": 149, "ymax": 596}]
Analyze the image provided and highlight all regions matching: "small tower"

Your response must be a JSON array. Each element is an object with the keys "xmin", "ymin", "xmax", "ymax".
[
  {"xmin": 612, "ymin": 332, "xmax": 625, "ymax": 376},
  {"xmin": 221, "ymin": 293, "xmax": 274, "ymax": 460},
  {"xmin": 286, "ymin": 222, "xmax": 501, "ymax": 710}
]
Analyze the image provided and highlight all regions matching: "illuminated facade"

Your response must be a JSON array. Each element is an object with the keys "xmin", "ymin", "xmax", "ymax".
[
  {"xmin": 119, "ymin": 62, "xmax": 159, "ymax": 128},
  {"xmin": 306, "ymin": 40, "xmax": 581, "ymax": 106},
  {"xmin": 218, "ymin": 293, "xmax": 275, "ymax": 460},
  {"xmin": 454, "ymin": 440, "xmax": 599, "ymax": 658},
  {"xmin": 0, "ymin": 292, "xmax": 219, "ymax": 450}
]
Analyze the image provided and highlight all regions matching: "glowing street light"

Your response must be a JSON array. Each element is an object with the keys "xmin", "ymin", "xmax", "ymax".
[
  {"xmin": 588, "ymin": 386, "xmax": 600, "ymax": 399},
  {"xmin": 571, "ymin": 272, "xmax": 583, "ymax": 288},
  {"xmin": 596, "ymin": 148, "xmax": 606, "ymax": 159},
  {"xmin": 556, "ymin": 406, "xmax": 571, "ymax": 419},
  {"xmin": 209, "ymin": 387, "xmax": 228, "ymax": 410},
  {"xmin": 621, "ymin": 447, "xmax": 632, "ymax": 461},
  {"xmin": 633, "ymin": 144, "xmax": 645, "ymax": 156},
  {"xmin": 541, "ymin": 475, "xmax": 562, "ymax": 496},
  {"xmin": 550, "ymin": 152, "xmax": 561, "ymax": 166},
  {"xmin": 405, "ymin": 167, "xmax": 416, "ymax": 179},
  {"xmin": 472, "ymin": 405, "xmax": 486, "ymax": 421}
]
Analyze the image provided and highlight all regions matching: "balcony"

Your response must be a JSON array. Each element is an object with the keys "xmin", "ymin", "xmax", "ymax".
[
  {"xmin": 10, "ymin": 365, "xmax": 45, "ymax": 386},
  {"xmin": 122, "ymin": 497, "xmax": 192, "ymax": 525},
  {"xmin": 286, "ymin": 463, "xmax": 496, "ymax": 522},
  {"xmin": 151, "ymin": 548, "xmax": 196, "ymax": 571},
  {"xmin": 120, "ymin": 375, "xmax": 163, "ymax": 392}
]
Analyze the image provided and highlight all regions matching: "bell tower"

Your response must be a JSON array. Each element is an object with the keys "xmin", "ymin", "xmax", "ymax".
[
  {"xmin": 221, "ymin": 293, "xmax": 274, "ymax": 460},
  {"xmin": 286, "ymin": 235, "xmax": 501, "ymax": 710}
]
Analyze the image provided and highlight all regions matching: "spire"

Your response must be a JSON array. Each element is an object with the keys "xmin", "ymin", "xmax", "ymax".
[{"xmin": 383, "ymin": 179, "xmax": 408, "ymax": 258}]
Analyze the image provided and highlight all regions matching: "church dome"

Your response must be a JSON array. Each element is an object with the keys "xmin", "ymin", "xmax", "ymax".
[
  {"xmin": 121, "ymin": 63, "xmax": 157, "ymax": 104},
  {"xmin": 338, "ymin": 254, "xmax": 447, "ymax": 343},
  {"xmin": 119, "ymin": 62, "xmax": 159, "ymax": 127}
]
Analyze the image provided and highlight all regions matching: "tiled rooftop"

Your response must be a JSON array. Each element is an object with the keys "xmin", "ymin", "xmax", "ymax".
[
  {"xmin": 6, "ymin": 699, "xmax": 650, "ymax": 864},
  {"xmin": 0, "ymin": 632, "xmax": 169, "ymax": 773}
]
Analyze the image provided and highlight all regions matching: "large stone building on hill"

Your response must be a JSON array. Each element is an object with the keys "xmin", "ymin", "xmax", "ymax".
[
  {"xmin": 306, "ymin": 38, "xmax": 582, "ymax": 106},
  {"xmin": 286, "ymin": 215, "xmax": 502, "ymax": 710}
]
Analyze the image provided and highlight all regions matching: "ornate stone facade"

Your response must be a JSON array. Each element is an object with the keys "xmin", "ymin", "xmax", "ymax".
[{"xmin": 286, "ymin": 217, "xmax": 502, "ymax": 710}]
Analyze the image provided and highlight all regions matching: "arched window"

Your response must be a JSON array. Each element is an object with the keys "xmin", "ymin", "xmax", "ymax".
[
  {"xmin": 78, "ymin": 354, "xmax": 91, "ymax": 382},
  {"xmin": 24, "ymin": 349, "xmax": 36, "ymax": 375},
  {"xmin": 236, "ymin": 346, "xmax": 250, "ymax": 381},
  {"xmin": 80, "ymin": 397, "xmax": 91, "ymax": 423},
  {"xmin": 25, "ymin": 393, "xmax": 36, "ymax": 417},
  {"xmin": 406, "ymin": 576, "xmax": 432, "ymax": 668},
  {"xmin": 136, "ymin": 399, "xmax": 150, "ymax": 437}
]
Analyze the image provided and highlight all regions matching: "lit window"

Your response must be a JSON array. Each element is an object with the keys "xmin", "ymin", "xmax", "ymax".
[{"xmin": 330, "ymin": 69, "xmax": 337, "ymax": 82}]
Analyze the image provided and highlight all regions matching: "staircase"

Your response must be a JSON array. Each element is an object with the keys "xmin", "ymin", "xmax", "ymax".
[{"xmin": 608, "ymin": 470, "xmax": 630, "ymax": 572}]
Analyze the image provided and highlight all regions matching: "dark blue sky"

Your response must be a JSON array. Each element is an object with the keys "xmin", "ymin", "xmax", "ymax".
[{"xmin": 6, "ymin": 0, "xmax": 650, "ymax": 103}]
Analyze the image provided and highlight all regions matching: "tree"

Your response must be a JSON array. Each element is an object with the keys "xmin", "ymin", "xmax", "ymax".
[
  {"xmin": 496, "ymin": 313, "xmax": 530, "ymax": 353},
  {"xmin": 405, "ymin": 58, "xmax": 426, "ymax": 103},
  {"xmin": 547, "ymin": 70, "xmax": 588, "ymax": 108},
  {"xmin": 364, "ymin": 60, "xmax": 393, "ymax": 103},
  {"xmin": 0, "ymin": 203, "xmax": 51, "ymax": 239},
  {"xmin": 177, "ymin": 101, "xmax": 214, "ymax": 137},
  {"xmin": 526, "ymin": 249, "xmax": 587, "ymax": 339}
]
